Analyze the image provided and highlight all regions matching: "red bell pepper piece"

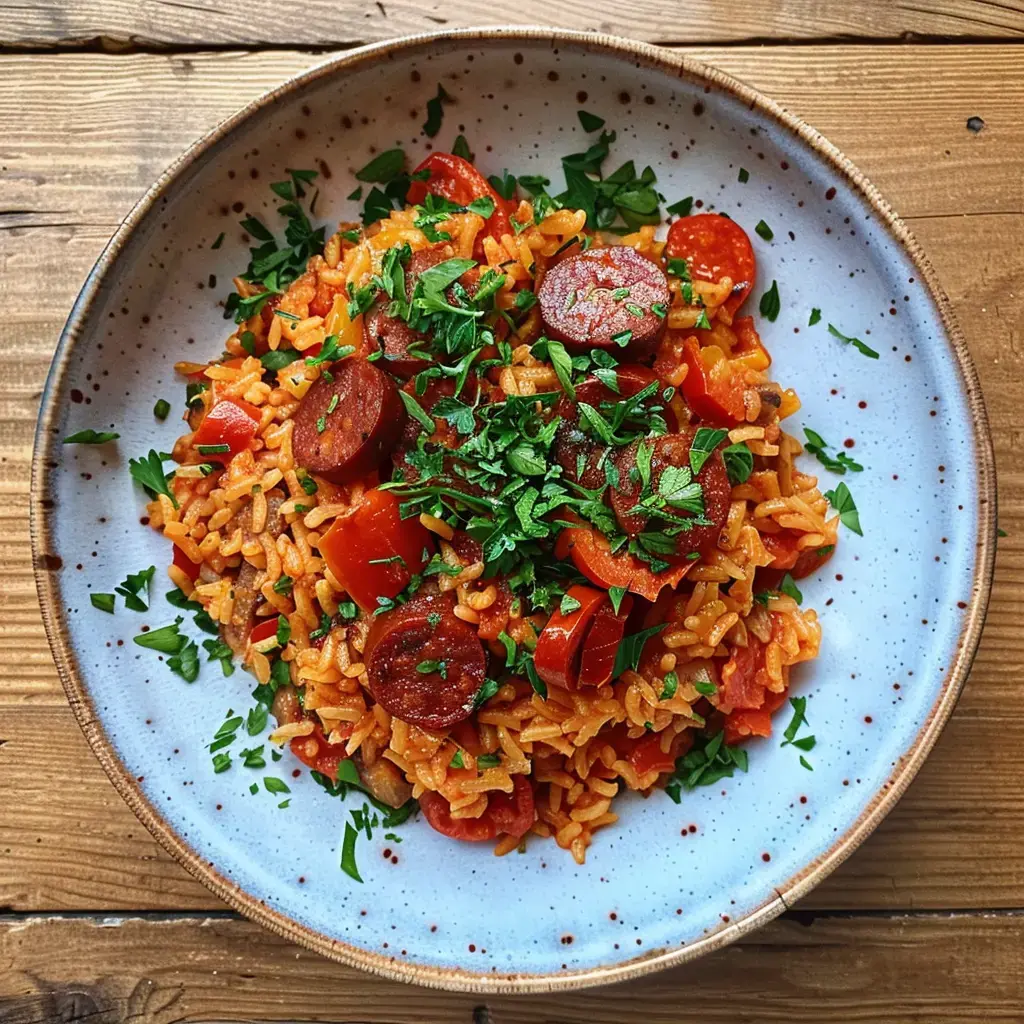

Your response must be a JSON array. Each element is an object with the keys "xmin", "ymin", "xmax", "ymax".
[
  {"xmin": 192, "ymin": 396, "xmax": 261, "ymax": 461},
  {"xmin": 680, "ymin": 337, "xmax": 746, "ymax": 424},
  {"xmin": 319, "ymin": 488, "xmax": 433, "ymax": 614}
]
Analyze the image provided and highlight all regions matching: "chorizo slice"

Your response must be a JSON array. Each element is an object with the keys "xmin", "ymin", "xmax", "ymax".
[
  {"xmin": 292, "ymin": 357, "xmax": 405, "ymax": 484},
  {"xmin": 553, "ymin": 365, "xmax": 664, "ymax": 488},
  {"xmin": 363, "ymin": 247, "xmax": 450, "ymax": 378},
  {"xmin": 609, "ymin": 430, "xmax": 732, "ymax": 560},
  {"xmin": 665, "ymin": 213, "xmax": 756, "ymax": 318},
  {"xmin": 364, "ymin": 595, "xmax": 488, "ymax": 732},
  {"xmin": 537, "ymin": 246, "xmax": 669, "ymax": 357}
]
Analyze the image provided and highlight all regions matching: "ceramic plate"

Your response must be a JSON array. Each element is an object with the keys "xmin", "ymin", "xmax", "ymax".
[{"xmin": 32, "ymin": 29, "xmax": 995, "ymax": 992}]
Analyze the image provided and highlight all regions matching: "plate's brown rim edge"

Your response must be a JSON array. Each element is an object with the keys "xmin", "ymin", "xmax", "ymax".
[{"xmin": 29, "ymin": 26, "xmax": 997, "ymax": 995}]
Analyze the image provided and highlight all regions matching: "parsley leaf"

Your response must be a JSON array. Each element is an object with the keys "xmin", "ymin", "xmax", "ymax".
[
  {"xmin": 167, "ymin": 639, "xmax": 200, "ymax": 683},
  {"xmin": 63, "ymin": 428, "xmax": 119, "ymax": 445},
  {"xmin": 808, "ymin": 308, "xmax": 822, "ymax": 326},
  {"xmin": 828, "ymin": 322, "xmax": 880, "ymax": 359},
  {"xmin": 422, "ymin": 84, "xmax": 451, "ymax": 137},
  {"xmin": 90, "ymin": 592, "xmax": 115, "ymax": 613},
  {"xmin": 754, "ymin": 219, "xmax": 774, "ymax": 241},
  {"xmin": 129, "ymin": 449, "xmax": 178, "ymax": 508},
  {"xmin": 578, "ymin": 110, "xmax": 606, "ymax": 132},
  {"xmin": 779, "ymin": 573, "xmax": 803, "ymax": 604},
  {"xmin": 824, "ymin": 481, "xmax": 863, "ymax": 536},
  {"xmin": 355, "ymin": 149, "xmax": 406, "ymax": 183},
  {"xmin": 612, "ymin": 624, "xmax": 666, "ymax": 679},
  {"xmin": 115, "ymin": 565, "xmax": 156, "ymax": 612},
  {"xmin": 759, "ymin": 280, "xmax": 781, "ymax": 322},
  {"xmin": 133, "ymin": 617, "xmax": 186, "ymax": 654},
  {"xmin": 722, "ymin": 442, "xmax": 753, "ymax": 484},
  {"xmin": 689, "ymin": 427, "xmax": 728, "ymax": 475}
]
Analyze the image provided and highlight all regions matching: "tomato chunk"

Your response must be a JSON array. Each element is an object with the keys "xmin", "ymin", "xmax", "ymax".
[
  {"xmin": 249, "ymin": 617, "xmax": 280, "ymax": 645},
  {"xmin": 290, "ymin": 722, "xmax": 352, "ymax": 783},
  {"xmin": 172, "ymin": 543, "xmax": 201, "ymax": 584},
  {"xmin": 192, "ymin": 396, "xmax": 261, "ymax": 461},
  {"xmin": 759, "ymin": 532, "xmax": 835, "ymax": 586},
  {"xmin": 533, "ymin": 584, "xmax": 607, "ymax": 691},
  {"xmin": 680, "ymin": 337, "xmax": 746, "ymax": 423},
  {"xmin": 719, "ymin": 636, "xmax": 767, "ymax": 711},
  {"xmin": 723, "ymin": 687, "xmax": 790, "ymax": 745},
  {"xmin": 405, "ymin": 153, "xmax": 514, "ymax": 253},
  {"xmin": 420, "ymin": 776, "xmax": 535, "ymax": 842},
  {"xmin": 627, "ymin": 733, "xmax": 679, "ymax": 777},
  {"xmin": 319, "ymin": 488, "xmax": 433, "ymax": 613},
  {"xmin": 665, "ymin": 213, "xmax": 756, "ymax": 318}
]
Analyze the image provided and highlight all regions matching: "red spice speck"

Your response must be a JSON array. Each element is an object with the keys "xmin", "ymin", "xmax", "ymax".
[
  {"xmin": 762, "ymin": 852, "xmax": 771, "ymax": 862},
  {"xmin": 825, "ymin": 186, "xmax": 836, "ymax": 200},
  {"xmin": 799, "ymin": 795, "xmax": 808, "ymax": 804},
  {"xmin": 864, "ymin": 716, "xmax": 873, "ymax": 724},
  {"xmin": 843, "ymin": 438, "xmax": 855, "ymax": 448},
  {"xmin": 858, "ymin": 400, "xmax": 867, "ymax": 409},
  {"xmin": 468, "ymin": 943, "xmax": 476, "ymax": 952}
]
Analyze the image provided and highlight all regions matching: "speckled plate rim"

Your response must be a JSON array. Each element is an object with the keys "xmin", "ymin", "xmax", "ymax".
[{"xmin": 31, "ymin": 26, "xmax": 996, "ymax": 993}]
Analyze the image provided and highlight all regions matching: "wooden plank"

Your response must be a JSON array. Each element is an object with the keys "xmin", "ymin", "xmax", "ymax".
[
  {"xmin": 2, "ymin": 0, "xmax": 1024, "ymax": 48},
  {"xmin": 3, "ymin": 912, "xmax": 1024, "ymax": 1021},
  {"xmin": 0, "ymin": 45, "xmax": 1022, "ymax": 914},
  {"xmin": 0, "ymin": 47, "xmax": 1021, "ymax": 225}
]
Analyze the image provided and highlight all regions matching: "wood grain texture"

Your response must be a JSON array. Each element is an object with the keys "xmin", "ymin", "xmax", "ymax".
[
  {"xmin": 2, "ymin": 0, "xmax": 1024, "ymax": 48},
  {"xmin": 0, "ymin": 46, "xmax": 1022, "ymax": 922},
  {"xmin": 3, "ymin": 912, "xmax": 1024, "ymax": 1021},
  {"xmin": 1, "ymin": 47, "xmax": 1021, "ymax": 226}
]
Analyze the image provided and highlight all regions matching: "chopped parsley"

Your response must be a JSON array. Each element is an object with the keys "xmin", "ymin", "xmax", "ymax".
[
  {"xmin": 422, "ymin": 84, "xmax": 451, "ymax": 137},
  {"xmin": 828, "ymin": 322, "xmax": 879, "ymax": 359},
  {"xmin": 689, "ymin": 427, "xmax": 728, "ymax": 475},
  {"xmin": 803, "ymin": 428, "xmax": 864, "ymax": 474},
  {"xmin": 722, "ymin": 442, "xmax": 753, "ymax": 485},
  {"xmin": 63, "ymin": 428, "xmax": 119, "ymax": 445},
  {"xmin": 665, "ymin": 731, "xmax": 749, "ymax": 801},
  {"xmin": 90, "ymin": 592, "xmax": 115, "ymax": 613},
  {"xmin": 738, "ymin": 168, "xmax": 749, "ymax": 183},
  {"xmin": 808, "ymin": 308, "xmax": 822, "ymax": 326},
  {"xmin": 578, "ymin": 110, "xmax": 606, "ymax": 132},
  {"xmin": 779, "ymin": 573, "xmax": 803, "ymax": 604},
  {"xmin": 759, "ymin": 280, "xmax": 781, "ymax": 322},
  {"xmin": 115, "ymin": 565, "xmax": 156, "ymax": 612},
  {"xmin": 153, "ymin": 399, "xmax": 171, "ymax": 421},
  {"xmin": 355, "ymin": 149, "xmax": 406, "ymax": 183},
  {"xmin": 754, "ymin": 219, "xmax": 773, "ymax": 241},
  {"xmin": 132, "ymin": 617, "xmax": 186, "ymax": 654},
  {"xmin": 781, "ymin": 696, "xmax": 816, "ymax": 770},
  {"xmin": 824, "ymin": 481, "xmax": 863, "ymax": 536}
]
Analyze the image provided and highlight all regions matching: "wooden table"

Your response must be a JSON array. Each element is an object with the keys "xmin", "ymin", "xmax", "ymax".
[{"xmin": 2, "ymin": 3, "xmax": 1023, "ymax": 1020}]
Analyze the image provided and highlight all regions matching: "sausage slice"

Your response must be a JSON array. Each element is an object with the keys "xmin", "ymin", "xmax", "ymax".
[
  {"xmin": 364, "ymin": 595, "xmax": 488, "ymax": 732},
  {"xmin": 537, "ymin": 246, "xmax": 669, "ymax": 357},
  {"xmin": 609, "ymin": 430, "xmax": 732, "ymax": 560},
  {"xmin": 553, "ymin": 365, "xmax": 667, "ymax": 488},
  {"xmin": 363, "ymin": 247, "xmax": 449, "ymax": 378},
  {"xmin": 293, "ymin": 358, "xmax": 405, "ymax": 484}
]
